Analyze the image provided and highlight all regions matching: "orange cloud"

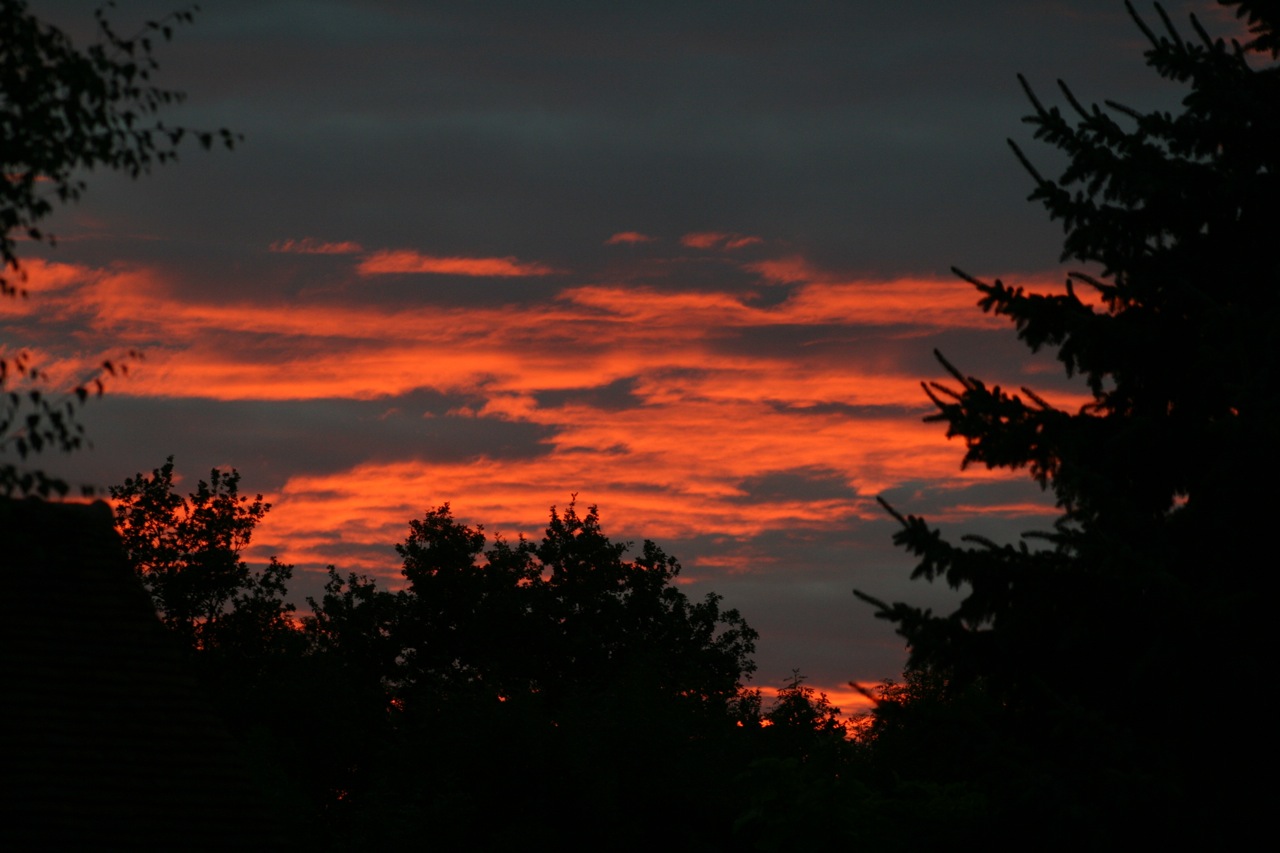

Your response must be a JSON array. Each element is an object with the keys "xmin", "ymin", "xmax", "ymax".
[
  {"xmin": 260, "ymin": 455, "xmax": 860, "ymax": 574},
  {"xmin": 681, "ymin": 232, "xmax": 763, "ymax": 250},
  {"xmin": 269, "ymin": 237, "xmax": 364, "ymax": 254},
  {"xmin": 562, "ymin": 279, "xmax": 1008, "ymax": 331},
  {"xmin": 357, "ymin": 250, "xmax": 559, "ymax": 277},
  {"xmin": 19, "ymin": 254, "xmax": 1071, "ymax": 584},
  {"xmin": 3, "ymin": 258, "xmax": 92, "ymax": 294},
  {"xmin": 252, "ymin": 394, "xmax": 1047, "ymax": 577},
  {"xmin": 605, "ymin": 231, "xmax": 654, "ymax": 245},
  {"xmin": 746, "ymin": 255, "xmax": 828, "ymax": 284},
  {"xmin": 17, "ymin": 261, "xmax": 1070, "ymax": 407}
]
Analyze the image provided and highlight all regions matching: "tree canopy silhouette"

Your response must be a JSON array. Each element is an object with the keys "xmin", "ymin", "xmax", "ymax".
[
  {"xmin": 307, "ymin": 500, "xmax": 761, "ymax": 845},
  {"xmin": 313, "ymin": 500, "xmax": 757, "ymax": 718},
  {"xmin": 856, "ymin": 0, "xmax": 1277, "ymax": 840},
  {"xmin": 110, "ymin": 457, "xmax": 294, "ymax": 653},
  {"xmin": 1, "ymin": 1, "xmax": 236, "ymax": 496}
]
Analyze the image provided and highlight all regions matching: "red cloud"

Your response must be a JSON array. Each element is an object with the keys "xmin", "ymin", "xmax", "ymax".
[
  {"xmin": 745, "ymin": 256, "xmax": 827, "ymax": 283},
  {"xmin": 357, "ymin": 250, "xmax": 558, "ymax": 277},
  {"xmin": 1, "ymin": 258, "xmax": 91, "ymax": 296},
  {"xmin": 605, "ymin": 231, "xmax": 655, "ymax": 245},
  {"xmin": 20, "ymin": 255, "xmax": 1071, "ymax": 580},
  {"xmin": 681, "ymin": 232, "xmax": 763, "ymax": 250},
  {"xmin": 269, "ymin": 237, "xmax": 364, "ymax": 254}
]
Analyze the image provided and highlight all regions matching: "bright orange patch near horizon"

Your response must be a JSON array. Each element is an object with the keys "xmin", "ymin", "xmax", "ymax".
[{"xmin": 757, "ymin": 681, "xmax": 878, "ymax": 714}]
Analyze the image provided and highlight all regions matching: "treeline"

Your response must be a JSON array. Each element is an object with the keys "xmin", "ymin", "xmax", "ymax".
[{"xmin": 109, "ymin": 459, "xmax": 870, "ymax": 848}]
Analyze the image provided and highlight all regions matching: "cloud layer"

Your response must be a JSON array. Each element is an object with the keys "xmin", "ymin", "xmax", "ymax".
[
  {"xmin": 7, "ymin": 245, "xmax": 1069, "ymax": 695},
  {"xmin": 7, "ymin": 0, "xmax": 1197, "ymax": 693}
]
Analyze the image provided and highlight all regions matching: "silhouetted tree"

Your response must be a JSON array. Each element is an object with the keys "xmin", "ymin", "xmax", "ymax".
[
  {"xmin": 763, "ymin": 671, "xmax": 848, "ymax": 747},
  {"xmin": 314, "ymin": 500, "xmax": 760, "ymax": 846},
  {"xmin": 110, "ymin": 457, "xmax": 294, "ymax": 653},
  {"xmin": 857, "ymin": 1, "xmax": 1277, "ymax": 842},
  {"xmin": 307, "ymin": 564, "xmax": 408, "ymax": 678},
  {"xmin": 1, "ymin": 1, "xmax": 236, "ymax": 495},
  {"xmin": 386, "ymin": 500, "xmax": 758, "ymax": 717},
  {"xmin": 104, "ymin": 457, "xmax": 330, "ymax": 839},
  {"xmin": 734, "ymin": 673, "xmax": 859, "ymax": 850}
]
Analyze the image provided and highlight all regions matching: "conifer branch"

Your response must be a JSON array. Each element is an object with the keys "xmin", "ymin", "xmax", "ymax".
[
  {"xmin": 922, "ymin": 382, "xmax": 959, "ymax": 410},
  {"xmin": 1006, "ymin": 139, "xmax": 1049, "ymax": 187},
  {"xmin": 1015, "ymin": 73, "xmax": 1048, "ymax": 116},
  {"xmin": 1056, "ymin": 80, "xmax": 1091, "ymax": 120},
  {"xmin": 1189, "ymin": 13, "xmax": 1215, "ymax": 49},
  {"xmin": 1124, "ymin": 1, "xmax": 1160, "ymax": 49},
  {"xmin": 875, "ymin": 496, "xmax": 908, "ymax": 527},
  {"xmin": 1153, "ymin": 3, "xmax": 1182, "ymax": 48},
  {"xmin": 932, "ymin": 349, "xmax": 969, "ymax": 388},
  {"xmin": 959, "ymin": 534, "xmax": 999, "ymax": 549},
  {"xmin": 1103, "ymin": 100, "xmax": 1144, "ymax": 121},
  {"xmin": 1020, "ymin": 386, "xmax": 1058, "ymax": 412},
  {"xmin": 852, "ymin": 588, "xmax": 891, "ymax": 612},
  {"xmin": 950, "ymin": 266, "xmax": 988, "ymax": 290}
]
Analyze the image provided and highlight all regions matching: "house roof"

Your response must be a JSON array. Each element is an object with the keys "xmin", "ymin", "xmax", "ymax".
[{"xmin": 2, "ymin": 497, "xmax": 288, "ymax": 848}]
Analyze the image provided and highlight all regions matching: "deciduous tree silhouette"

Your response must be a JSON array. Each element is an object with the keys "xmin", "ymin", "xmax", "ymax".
[
  {"xmin": 856, "ymin": 0, "xmax": 1277, "ymax": 841},
  {"xmin": 107, "ymin": 459, "xmax": 329, "ymax": 841},
  {"xmin": 392, "ymin": 501, "xmax": 757, "ymax": 714},
  {"xmin": 309, "ymin": 500, "xmax": 760, "ymax": 846},
  {"xmin": 1, "ymin": 1, "xmax": 236, "ymax": 495},
  {"xmin": 733, "ymin": 672, "xmax": 859, "ymax": 849},
  {"xmin": 110, "ymin": 457, "xmax": 294, "ymax": 653}
]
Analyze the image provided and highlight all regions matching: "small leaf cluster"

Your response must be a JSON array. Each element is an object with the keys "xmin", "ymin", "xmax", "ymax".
[
  {"xmin": 0, "ymin": 349, "xmax": 139, "ymax": 496},
  {"xmin": 1, "ymin": 0, "xmax": 239, "ymax": 296},
  {"xmin": 2, "ymin": 2, "xmax": 237, "ymax": 496}
]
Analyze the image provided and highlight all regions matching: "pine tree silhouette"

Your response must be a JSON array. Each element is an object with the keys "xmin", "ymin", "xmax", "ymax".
[{"xmin": 857, "ymin": 2, "xmax": 1278, "ymax": 841}]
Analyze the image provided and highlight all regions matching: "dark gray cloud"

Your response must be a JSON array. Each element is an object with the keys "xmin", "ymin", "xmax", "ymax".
[
  {"xmin": 39, "ymin": 391, "xmax": 556, "ymax": 491},
  {"xmin": 733, "ymin": 467, "xmax": 858, "ymax": 504},
  {"xmin": 41, "ymin": 0, "xmax": 1196, "ymax": 279},
  {"xmin": 535, "ymin": 376, "xmax": 642, "ymax": 411}
]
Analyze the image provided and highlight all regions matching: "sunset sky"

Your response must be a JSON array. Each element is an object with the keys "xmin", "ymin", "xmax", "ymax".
[{"xmin": 8, "ymin": 0, "xmax": 1233, "ymax": 708}]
